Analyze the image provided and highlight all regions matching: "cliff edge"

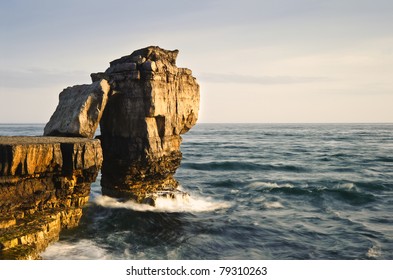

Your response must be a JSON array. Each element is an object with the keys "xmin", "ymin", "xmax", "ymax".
[{"xmin": 0, "ymin": 137, "xmax": 102, "ymax": 259}]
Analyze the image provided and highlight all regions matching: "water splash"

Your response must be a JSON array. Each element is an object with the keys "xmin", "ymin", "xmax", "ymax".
[
  {"xmin": 366, "ymin": 245, "xmax": 381, "ymax": 259},
  {"xmin": 41, "ymin": 239, "xmax": 110, "ymax": 260},
  {"xmin": 94, "ymin": 192, "xmax": 231, "ymax": 213}
]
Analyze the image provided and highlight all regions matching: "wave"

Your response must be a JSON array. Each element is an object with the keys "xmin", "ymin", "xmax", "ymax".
[
  {"xmin": 366, "ymin": 245, "xmax": 381, "ymax": 259},
  {"xmin": 374, "ymin": 156, "xmax": 393, "ymax": 163},
  {"xmin": 247, "ymin": 181, "xmax": 294, "ymax": 189},
  {"xmin": 41, "ymin": 239, "xmax": 110, "ymax": 260},
  {"xmin": 211, "ymin": 178, "xmax": 244, "ymax": 188},
  {"xmin": 336, "ymin": 182, "xmax": 355, "ymax": 190},
  {"xmin": 324, "ymin": 188, "xmax": 376, "ymax": 206},
  {"xmin": 249, "ymin": 194, "xmax": 285, "ymax": 209},
  {"xmin": 263, "ymin": 201, "xmax": 285, "ymax": 209},
  {"xmin": 93, "ymin": 192, "xmax": 231, "ymax": 213},
  {"xmin": 182, "ymin": 161, "xmax": 308, "ymax": 172},
  {"xmin": 258, "ymin": 182, "xmax": 376, "ymax": 206},
  {"xmin": 354, "ymin": 181, "xmax": 392, "ymax": 191}
]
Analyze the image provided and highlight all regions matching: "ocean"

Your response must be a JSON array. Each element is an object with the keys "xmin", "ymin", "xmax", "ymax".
[{"xmin": 1, "ymin": 123, "xmax": 392, "ymax": 260}]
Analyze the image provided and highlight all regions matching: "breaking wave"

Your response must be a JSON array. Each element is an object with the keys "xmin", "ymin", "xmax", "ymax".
[
  {"xmin": 366, "ymin": 245, "xmax": 382, "ymax": 259},
  {"xmin": 263, "ymin": 201, "xmax": 285, "ymax": 209},
  {"xmin": 41, "ymin": 239, "xmax": 110, "ymax": 260},
  {"xmin": 247, "ymin": 181, "xmax": 294, "ymax": 189},
  {"xmin": 93, "ymin": 192, "xmax": 231, "ymax": 213}
]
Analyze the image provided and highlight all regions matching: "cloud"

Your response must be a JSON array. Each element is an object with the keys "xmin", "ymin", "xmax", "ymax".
[
  {"xmin": 198, "ymin": 72, "xmax": 329, "ymax": 85},
  {"xmin": 0, "ymin": 68, "xmax": 89, "ymax": 89}
]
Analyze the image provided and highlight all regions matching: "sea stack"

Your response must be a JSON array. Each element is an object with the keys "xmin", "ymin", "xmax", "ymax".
[
  {"xmin": 92, "ymin": 46, "xmax": 200, "ymax": 204},
  {"xmin": 0, "ymin": 46, "xmax": 199, "ymax": 259}
]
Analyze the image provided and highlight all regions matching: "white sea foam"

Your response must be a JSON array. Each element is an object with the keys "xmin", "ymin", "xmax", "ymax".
[
  {"xmin": 41, "ymin": 239, "xmax": 110, "ymax": 260},
  {"xmin": 94, "ymin": 193, "xmax": 231, "ymax": 213},
  {"xmin": 248, "ymin": 181, "xmax": 293, "ymax": 189},
  {"xmin": 251, "ymin": 197, "xmax": 266, "ymax": 203},
  {"xmin": 366, "ymin": 245, "xmax": 381, "ymax": 259},
  {"xmin": 337, "ymin": 182, "xmax": 356, "ymax": 191},
  {"xmin": 264, "ymin": 201, "xmax": 285, "ymax": 209}
]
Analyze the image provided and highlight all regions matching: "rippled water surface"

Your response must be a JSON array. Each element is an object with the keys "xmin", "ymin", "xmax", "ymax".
[{"xmin": 1, "ymin": 123, "xmax": 392, "ymax": 259}]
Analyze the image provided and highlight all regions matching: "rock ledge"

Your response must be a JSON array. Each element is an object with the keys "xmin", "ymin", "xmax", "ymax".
[{"xmin": 0, "ymin": 136, "xmax": 102, "ymax": 259}]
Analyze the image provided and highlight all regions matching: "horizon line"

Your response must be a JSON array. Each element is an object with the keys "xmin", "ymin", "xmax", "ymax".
[{"xmin": 1, "ymin": 122, "xmax": 392, "ymax": 125}]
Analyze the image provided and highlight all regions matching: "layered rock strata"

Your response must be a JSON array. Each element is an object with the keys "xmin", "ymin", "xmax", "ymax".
[
  {"xmin": 0, "ymin": 136, "xmax": 102, "ymax": 259},
  {"xmin": 91, "ymin": 46, "xmax": 200, "ymax": 204},
  {"xmin": 0, "ymin": 46, "xmax": 199, "ymax": 259}
]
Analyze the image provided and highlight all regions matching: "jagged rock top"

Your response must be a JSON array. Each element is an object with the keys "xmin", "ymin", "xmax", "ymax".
[
  {"xmin": 91, "ymin": 46, "xmax": 195, "ymax": 85},
  {"xmin": 109, "ymin": 46, "xmax": 179, "ymax": 66}
]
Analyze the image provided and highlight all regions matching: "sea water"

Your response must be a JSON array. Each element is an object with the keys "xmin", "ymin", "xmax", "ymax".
[{"xmin": 1, "ymin": 123, "xmax": 392, "ymax": 259}]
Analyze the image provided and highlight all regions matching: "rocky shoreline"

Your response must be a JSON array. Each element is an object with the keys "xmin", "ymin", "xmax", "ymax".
[{"xmin": 0, "ymin": 46, "xmax": 200, "ymax": 259}]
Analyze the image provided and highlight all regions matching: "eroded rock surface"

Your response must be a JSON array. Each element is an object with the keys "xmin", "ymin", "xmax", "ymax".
[
  {"xmin": 0, "ymin": 136, "xmax": 102, "ymax": 259},
  {"xmin": 92, "ymin": 46, "xmax": 200, "ymax": 203},
  {"xmin": 44, "ymin": 79, "xmax": 110, "ymax": 138},
  {"xmin": 0, "ymin": 46, "xmax": 199, "ymax": 259}
]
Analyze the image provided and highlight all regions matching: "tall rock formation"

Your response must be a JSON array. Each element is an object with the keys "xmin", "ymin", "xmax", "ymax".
[
  {"xmin": 0, "ymin": 136, "xmax": 102, "ymax": 259},
  {"xmin": 91, "ymin": 46, "xmax": 200, "ymax": 203},
  {"xmin": 0, "ymin": 46, "xmax": 199, "ymax": 259}
]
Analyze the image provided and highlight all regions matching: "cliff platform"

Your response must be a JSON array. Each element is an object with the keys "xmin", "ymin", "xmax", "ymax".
[{"xmin": 0, "ymin": 136, "xmax": 102, "ymax": 259}]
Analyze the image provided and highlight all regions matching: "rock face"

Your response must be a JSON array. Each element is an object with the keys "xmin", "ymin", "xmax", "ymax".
[
  {"xmin": 43, "ymin": 79, "xmax": 110, "ymax": 138},
  {"xmin": 91, "ymin": 46, "xmax": 200, "ymax": 203},
  {"xmin": 0, "ymin": 46, "xmax": 199, "ymax": 259},
  {"xmin": 0, "ymin": 136, "xmax": 102, "ymax": 259}
]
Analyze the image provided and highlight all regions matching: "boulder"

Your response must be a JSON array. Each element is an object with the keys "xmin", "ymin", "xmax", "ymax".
[{"xmin": 44, "ymin": 79, "xmax": 110, "ymax": 138}]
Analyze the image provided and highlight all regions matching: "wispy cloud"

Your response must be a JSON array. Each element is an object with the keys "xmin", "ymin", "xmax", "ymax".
[
  {"xmin": 0, "ymin": 68, "xmax": 89, "ymax": 89},
  {"xmin": 198, "ymin": 72, "xmax": 329, "ymax": 85}
]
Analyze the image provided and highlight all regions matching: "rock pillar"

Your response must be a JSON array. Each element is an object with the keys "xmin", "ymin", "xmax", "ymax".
[{"xmin": 92, "ymin": 46, "xmax": 200, "ymax": 204}]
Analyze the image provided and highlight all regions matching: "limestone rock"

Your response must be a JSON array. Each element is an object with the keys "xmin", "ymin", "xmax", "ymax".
[
  {"xmin": 96, "ymin": 46, "xmax": 200, "ymax": 202},
  {"xmin": 44, "ymin": 79, "xmax": 110, "ymax": 138},
  {"xmin": 0, "ymin": 45, "xmax": 200, "ymax": 259},
  {"xmin": 0, "ymin": 136, "xmax": 102, "ymax": 259}
]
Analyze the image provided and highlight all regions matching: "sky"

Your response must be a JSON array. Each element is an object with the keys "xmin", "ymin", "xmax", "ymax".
[{"xmin": 0, "ymin": 0, "xmax": 392, "ymax": 123}]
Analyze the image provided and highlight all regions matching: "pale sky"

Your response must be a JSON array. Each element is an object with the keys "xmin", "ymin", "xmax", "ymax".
[{"xmin": 1, "ymin": 0, "xmax": 392, "ymax": 123}]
